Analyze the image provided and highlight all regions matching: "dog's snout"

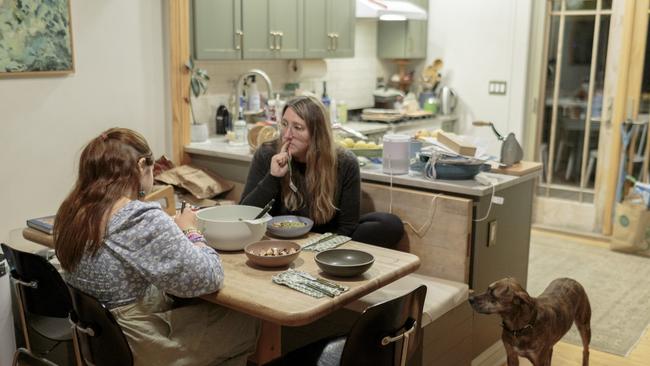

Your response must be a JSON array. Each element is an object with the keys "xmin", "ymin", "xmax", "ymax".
[{"xmin": 468, "ymin": 296, "xmax": 475, "ymax": 305}]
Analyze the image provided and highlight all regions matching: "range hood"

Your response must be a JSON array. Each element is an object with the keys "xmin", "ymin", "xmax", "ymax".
[{"xmin": 356, "ymin": 0, "xmax": 428, "ymax": 21}]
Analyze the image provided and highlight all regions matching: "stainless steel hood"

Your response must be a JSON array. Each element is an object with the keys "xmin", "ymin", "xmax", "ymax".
[{"xmin": 356, "ymin": 0, "xmax": 428, "ymax": 21}]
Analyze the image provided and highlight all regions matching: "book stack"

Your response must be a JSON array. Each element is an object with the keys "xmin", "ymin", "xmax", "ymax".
[{"xmin": 26, "ymin": 215, "xmax": 56, "ymax": 235}]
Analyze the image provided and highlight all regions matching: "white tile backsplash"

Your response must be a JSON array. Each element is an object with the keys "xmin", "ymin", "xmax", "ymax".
[{"xmin": 193, "ymin": 19, "xmax": 392, "ymax": 125}]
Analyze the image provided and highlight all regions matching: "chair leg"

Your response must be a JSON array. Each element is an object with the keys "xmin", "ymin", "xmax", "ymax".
[
  {"xmin": 565, "ymin": 150, "xmax": 575, "ymax": 181},
  {"xmin": 14, "ymin": 283, "xmax": 32, "ymax": 351},
  {"xmin": 71, "ymin": 327, "xmax": 84, "ymax": 366},
  {"xmin": 586, "ymin": 150, "xmax": 597, "ymax": 183},
  {"xmin": 554, "ymin": 140, "xmax": 566, "ymax": 173}
]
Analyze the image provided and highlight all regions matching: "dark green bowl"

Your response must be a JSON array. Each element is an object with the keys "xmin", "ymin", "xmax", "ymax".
[{"xmin": 314, "ymin": 249, "xmax": 375, "ymax": 277}]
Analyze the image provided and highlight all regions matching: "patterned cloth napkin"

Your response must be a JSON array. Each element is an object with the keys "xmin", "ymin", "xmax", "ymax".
[
  {"xmin": 301, "ymin": 233, "xmax": 351, "ymax": 252},
  {"xmin": 272, "ymin": 269, "xmax": 349, "ymax": 298}
]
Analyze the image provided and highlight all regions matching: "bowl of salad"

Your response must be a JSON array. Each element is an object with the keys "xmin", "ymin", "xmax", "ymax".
[{"xmin": 266, "ymin": 215, "xmax": 314, "ymax": 238}]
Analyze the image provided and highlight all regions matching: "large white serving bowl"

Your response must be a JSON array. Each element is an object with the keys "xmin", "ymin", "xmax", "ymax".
[{"xmin": 196, "ymin": 205, "xmax": 272, "ymax": 251}]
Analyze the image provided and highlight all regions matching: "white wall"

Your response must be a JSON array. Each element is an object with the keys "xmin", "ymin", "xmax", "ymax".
[
  {"xmin": 0, "ymin": 0, "xmax": 170, "ymax": 243},
  {"xmin": 427, "ymin": 0, "xmax": 533, "ymax": 157}
]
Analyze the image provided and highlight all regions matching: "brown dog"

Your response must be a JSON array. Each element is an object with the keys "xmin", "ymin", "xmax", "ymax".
[{"xmin": 468, "ymin": 277, "xmax": 591, "ymax": 366}]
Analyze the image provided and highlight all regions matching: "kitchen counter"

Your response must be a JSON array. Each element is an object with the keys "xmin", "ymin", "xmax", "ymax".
[{"xmin": 185, "ymin": 136, "xmax": 536, "ymax": 197}]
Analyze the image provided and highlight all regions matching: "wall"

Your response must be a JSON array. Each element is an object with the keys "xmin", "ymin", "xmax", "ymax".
[
  {"xmin": 427, "ymin": 0, "xmax": 533, "ymax": 158},
  {"xmin": 194, "ymin": 19, "xmax": 388, "ymax": 132},
  {"xmin": 0, "ymin": 0, "xmax": 170, "ymax": 243}
]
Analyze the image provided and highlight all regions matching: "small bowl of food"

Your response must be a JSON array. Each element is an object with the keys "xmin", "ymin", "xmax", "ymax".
[
  {"xmin": 245, "ymin": 240, "xmax": 302, "ymax": 268},
  {"xmin": 314, "ymin": 249, "xmax": 375, "ymax": 277},
  {"xmin": 267, "ymin": 215, "xmax": 314, "ymax": 238}
]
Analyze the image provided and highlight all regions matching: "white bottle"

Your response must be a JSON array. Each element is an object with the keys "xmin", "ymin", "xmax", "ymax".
[
  {"xmin": 329, "ymin": 97, "xmax": 337, "ymax": 123},
  {"xmin": 248, "ymin": 76, "xmax": 261, "ymax": 112}
]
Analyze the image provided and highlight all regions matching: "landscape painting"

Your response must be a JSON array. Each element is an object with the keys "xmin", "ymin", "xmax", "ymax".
[{"xmin": 0, "ymin": 0, "xmax": 74, "ymax": 76}]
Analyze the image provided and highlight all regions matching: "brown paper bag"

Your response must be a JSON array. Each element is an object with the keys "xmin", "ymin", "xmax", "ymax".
[
  {"xmin": 611, "ymin": 199, "xmax": 650, "ymax": 254},
  {"xmin": 155, "ymin": 165, "xmax": 234, "ymax": 200}
]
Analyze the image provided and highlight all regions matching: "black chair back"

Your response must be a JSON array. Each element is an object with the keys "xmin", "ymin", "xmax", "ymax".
[
  {"xmin": 12, "ymin": 348, "xmax": 58, "ymax": 366},
  {"xmin": 340, "ymin": 285, "xmax": 427, "ymax": 366},
  {"xmin": 67, "ymin": 285, "xmax": 133, "ymax": 366},
  {"xmin": 1, "ymin": 243, "xmax": 71, "ymax": 318}
]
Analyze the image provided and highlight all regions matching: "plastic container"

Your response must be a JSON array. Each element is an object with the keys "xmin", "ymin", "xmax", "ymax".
[
  {"xmin": 337, "ymin": 100, "xmax": 348, "ymax": 123},
  {"xmin": 382, "ymin": 134, "xmax": 410, "ymax": 175},
  {"xmin": 233, "ymin": 120, "xmax": 248, "ymax": 145}
]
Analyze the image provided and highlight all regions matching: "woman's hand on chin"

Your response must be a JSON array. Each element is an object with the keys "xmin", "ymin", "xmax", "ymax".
[{"xmin": 270, "ymin": 141, "xmax": 291, "ymax": 177}]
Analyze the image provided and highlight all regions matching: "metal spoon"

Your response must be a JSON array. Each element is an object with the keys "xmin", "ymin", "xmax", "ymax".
[{"xmin": 288, "ymin": 153, "xmax": 298, "ymax": 193}]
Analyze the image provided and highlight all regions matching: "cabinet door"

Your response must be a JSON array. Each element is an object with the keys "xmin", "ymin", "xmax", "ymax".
[
  {"xmin": 270, "ymin": 0, "xmax": 303, "ymax": 59},
  {"xmin": 304, "ymin": 0, "xmax": 330, "ymax": 58},
  {"xmin": 193, "ymin": 0, "xmax": 242, "ymax": 60},
  {"xmin": 406, "ymin": 20, "xmax": 427, "ymax": 59},
  {"xmin": 242, "ymin": 0, "xmax": 274, "ymax": 59},
  {"xmin": 329, "ymin": 0, "xmax": 355, "ymax": 57},
  {"xmin": 377, "ymin": 21, "xmax": 407, "ymax": 59}
]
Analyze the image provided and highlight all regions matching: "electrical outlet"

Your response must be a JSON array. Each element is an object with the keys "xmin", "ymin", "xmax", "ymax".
[
  {"xmin": 488, "ymin": 220, "xmax": 498, "ymax": 247},
  {"xmin": 488, "ymin": 81, "xmax": 507, "ymax": 95}
]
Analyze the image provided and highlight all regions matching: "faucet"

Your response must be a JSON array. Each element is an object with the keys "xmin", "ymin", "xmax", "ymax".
[{"xmin": 234, "ymin": 69, "xmax": 274, "ymax": 121}]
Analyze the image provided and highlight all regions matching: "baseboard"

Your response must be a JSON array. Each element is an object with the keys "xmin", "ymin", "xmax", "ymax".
[{"xmin": 471, "ymin": 340, "xmax": 506, "ymax": 366}]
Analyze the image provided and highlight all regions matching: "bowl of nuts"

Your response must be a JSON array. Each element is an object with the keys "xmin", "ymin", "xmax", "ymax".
[{"xmin": 244, "ymin": 240, "xmax": 302, "ymax": 268}]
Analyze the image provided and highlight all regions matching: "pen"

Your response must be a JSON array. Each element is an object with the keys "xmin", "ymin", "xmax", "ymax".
[{"xmin": 180, "ymin": 200, "xmax": 187, "ymax": 213}]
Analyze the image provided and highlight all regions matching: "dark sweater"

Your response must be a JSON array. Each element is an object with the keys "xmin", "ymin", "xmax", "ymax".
[{"xmin": 240, "ymin": 142, "xmax": 360, "ymax": 236}]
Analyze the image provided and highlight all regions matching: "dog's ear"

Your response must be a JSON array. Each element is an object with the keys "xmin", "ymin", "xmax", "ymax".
[{"xmin": 512, "ymin": 286, "xmax": 533, "ymax": 306}]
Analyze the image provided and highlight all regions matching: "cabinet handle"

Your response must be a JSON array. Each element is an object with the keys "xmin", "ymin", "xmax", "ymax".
[
  {"xmin": 334, "ymin": 33, "xmax": 338, "ymax": 51},
  {"xmin": 327, "ymin": 33, "xmax": 333, "ymax": 51},
  {"xmin": 270, "ymin": 32, "xmax": 276, "ymax": 50},
  {"xmin": 235, "ymin": 30, "xmax": 243, "ymax": 50},
  {"xmin": 278, "ymin": 31, "xmax": 283, "ymax": 50}
]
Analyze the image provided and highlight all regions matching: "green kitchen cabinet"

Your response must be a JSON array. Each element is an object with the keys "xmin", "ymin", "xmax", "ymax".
[
  {"xmin": 304, "ymin": 0, "xmax": 355, "ymax": 58},
  {"xmin": 193, "ymin": 0, "xmax": 303, "ymax": 60},
  {"xmin": 243, "ymin": 0, "xmax": 303, "ymax": 59},
  {"xmin": 377, "ymin": 0, "xmax": 428, "ymax": 59},
  {"xmin": 193, "ymin": 0, "xmax": 242, "ymax": 60}
]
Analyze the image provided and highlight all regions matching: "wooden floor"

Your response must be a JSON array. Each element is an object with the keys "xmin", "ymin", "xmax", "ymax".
[{"xmin": 509, "ymin": 229, "xmax": 650, "ymax": 366}]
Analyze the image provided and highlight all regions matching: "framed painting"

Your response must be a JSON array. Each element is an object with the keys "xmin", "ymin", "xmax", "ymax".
[{"xmin": 0, "ymin": 0, "xmax": 75, "ymax": 77}]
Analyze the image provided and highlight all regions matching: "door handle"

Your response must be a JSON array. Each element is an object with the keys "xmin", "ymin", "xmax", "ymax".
[
  {"xmin": 235, "ymin": 30, "xmax": 243, "ymax": 50},
  {"xmin": 270, "ymin": 31, "xmax": 277, "ymax": 50}
]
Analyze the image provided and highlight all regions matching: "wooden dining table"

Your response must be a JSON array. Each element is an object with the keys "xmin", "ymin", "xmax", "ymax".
[{"xmin": 20, "ymin": 227, "xmax": 420, "ymax": 364}]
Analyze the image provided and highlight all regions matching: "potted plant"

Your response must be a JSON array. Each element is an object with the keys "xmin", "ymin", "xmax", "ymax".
[{"xmin": 185, "ymin": 59, "xmax": 210, "ymax": 142}]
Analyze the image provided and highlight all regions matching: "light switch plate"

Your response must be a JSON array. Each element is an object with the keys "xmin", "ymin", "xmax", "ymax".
[
  {"xmin": 488, "ymin": 81, "xmax": 507, "ymax": 95},
  {"xmin": 488, "ymin": 220, "xmax": 498, "ymax": 247}
]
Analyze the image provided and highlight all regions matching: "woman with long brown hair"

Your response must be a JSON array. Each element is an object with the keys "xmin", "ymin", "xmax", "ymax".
[
  {"xmin": 55, "ymin": 128, "xmax": 258, "ymax": 366},
  {"xmin": 241, "ymin": 96, "xmax": 404, "ymax": 247}
]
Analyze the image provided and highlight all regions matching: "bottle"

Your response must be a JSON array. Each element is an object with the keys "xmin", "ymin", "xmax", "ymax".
[
  {"xmin": 329, "ymin": 97, "xmax": 337, "ymax": 123},
  {"xmin": 337, "ymin": 100, "xmax": 348, "ymax": 123},
  {"xmin": 234, "ymin": 119, "xmax": 247, "ymax": 145},
  {"xmin": 321, "ymin": 81, "xmax": 331, "ymax": 108},
  {"xmin": 248, "ymin": 75, "xmax": 261, "ymax": 112}
]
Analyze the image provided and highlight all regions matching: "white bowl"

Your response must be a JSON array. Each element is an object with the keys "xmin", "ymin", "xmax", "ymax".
[{"xmin": 196, "ymin": 205, "xmax": 272, "ymax": 251}]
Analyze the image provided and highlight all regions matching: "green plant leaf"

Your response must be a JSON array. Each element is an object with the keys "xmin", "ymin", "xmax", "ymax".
[{"xmin": 191, "ymin": 78, "xmax": 200, "ymax": 98}]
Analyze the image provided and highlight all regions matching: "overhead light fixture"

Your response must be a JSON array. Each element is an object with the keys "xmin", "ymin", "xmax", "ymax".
[{"xmin": 356, "ymin": 0, "xmax": 428, "ymax": 20}]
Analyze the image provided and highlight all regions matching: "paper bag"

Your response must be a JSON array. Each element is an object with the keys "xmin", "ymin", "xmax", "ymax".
[
  {"xmin": 156, "ymin": 165, "xmax": 234, "ymax": 200},
  {"xmin": 611, "ymin": 199, "xmax": 650, "ymax": 254}
]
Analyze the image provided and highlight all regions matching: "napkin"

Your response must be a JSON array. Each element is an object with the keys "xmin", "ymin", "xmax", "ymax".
[
  {"xmin": 272, "ymin": 269, "xmax": 349, "ymax": 298},
  {"xmin": 302, "ymin": 233, "xmax": 351, "ymax": 252}
]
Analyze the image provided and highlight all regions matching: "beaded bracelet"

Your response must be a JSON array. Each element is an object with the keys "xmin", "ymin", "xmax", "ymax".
[
  {"xmin": 182, "ymin": 227, "xmax": 202, "ymax": 235},
  {"xmin": 186, "ymin": 231, "xmax": 206, "ymax": 243}
]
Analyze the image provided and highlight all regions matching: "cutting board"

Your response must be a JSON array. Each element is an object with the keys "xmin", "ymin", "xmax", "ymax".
[{"xmin": 490, "ymin": 161, "xmax": 543, "ymax": 176}]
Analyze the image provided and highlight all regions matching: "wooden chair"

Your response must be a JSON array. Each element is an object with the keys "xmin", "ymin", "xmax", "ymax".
[
  {"xmin": 12, "ymin": 348, "xmax": 58, "ymax": 366},
  {"xmin": 67, "ymin": 285, "xmax": 133, "ymax": 366},
  {"xmin": 270, "ymin": 285, "xmax": 427, "ymax": 366},
  {"xmin": 0, "ymin": 244, "xmax": 73, "ymax": 364},
  {"xmin": 144, "ymin": 185, "xmax": 176, "ymax": 216}
]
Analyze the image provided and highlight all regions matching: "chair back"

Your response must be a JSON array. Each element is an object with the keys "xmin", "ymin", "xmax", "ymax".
[
  {"xmin": 67, "ymin": 285, "xmax": 133, "ymax": 366},
  {"xmin": 340, "ymin": 285, "xmax": 427, "ymax": 366},
  {"xmin": 0, "ymin": 243, "xmax": 71, "ymax": 318},
  {"xmin": 12, "ymin": 348, "xmax": 58, "ymax": 366}
]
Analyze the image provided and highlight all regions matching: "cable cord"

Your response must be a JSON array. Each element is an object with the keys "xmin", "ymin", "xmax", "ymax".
[
  {"xmin": 473, "ymin": 183, "xmax": 496, "ymax": 222},
  {"xmin": 386, "ymin": 153, "xmax": 441, "ymax": 238}
]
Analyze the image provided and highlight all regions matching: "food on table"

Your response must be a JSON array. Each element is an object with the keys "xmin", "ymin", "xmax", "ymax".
[
  {"xmin": 336, "ymin": 138, "xmax": 382, "ymax": 150},
  {"xmin": 271, "ymin": 221, "xmax": 307, "ymax": 228},
  {"xmin": 253, "ymin": 247, "xmax": 298, "ymax": 257},
  {"xmin": 415, "ymin": 129, "xmax": 443, "ymax": 140}
]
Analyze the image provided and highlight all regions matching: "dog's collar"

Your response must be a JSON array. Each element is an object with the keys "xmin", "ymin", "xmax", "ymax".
[
  {"xmin": 501, "ymin": 322, "xmax": 534, "ymax": 338},
  {"xmin": 501, "ymin": 309, "xmax": 537, "ymax": 338}
]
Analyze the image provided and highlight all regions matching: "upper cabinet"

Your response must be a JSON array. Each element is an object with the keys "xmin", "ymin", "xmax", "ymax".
[
  {"xmin": 242, "ymin": 0, "xmax": 303, "ymax": 59},
  {"xmin": 193, "ymin": 0, "xmax": 353, "ymax": 60},
  {"xmin": 377, "ymin": 0, "xmax": 428, "ymax": 59},
  {"xmin": 304, "ymin": 0, "xmax": 355, "ymax": 58},
  {"xmin": 193, "ymin": 0, "xmax": 303, "ymax": 60},
  {"xmin": 193, "ymin": 0, "xmax": 242, "ymax": 60}
]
